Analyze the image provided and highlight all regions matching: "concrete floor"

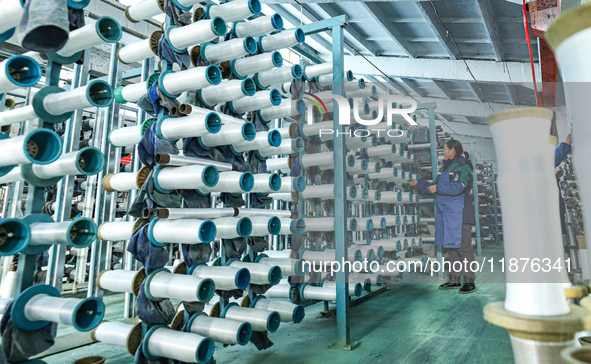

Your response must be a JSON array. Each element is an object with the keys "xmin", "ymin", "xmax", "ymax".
[{"xmin": 41, "ymin": 246, "xmax": 513, "ymax": 364}]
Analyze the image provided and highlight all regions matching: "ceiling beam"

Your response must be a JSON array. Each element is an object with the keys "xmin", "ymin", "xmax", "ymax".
[
  {"xmin": 357, "ymin": 2, "xmax": 416, "ymax": 58},
  {"xmin": 467, "ymin": 82, "xmax": 486, "ymax": 103},
  {"xmin": 344, "ymin": 55, "xmax": 540, "ymax": 84},
  {"xmin": 505, "ymin": 84, "xmax": 518, "ymax": 105},
  {"xmin": 474, "ymin": 0, "xmax": 503, "ymax": 61},
  {"xmin": 419, "ymin": 98, "xmax": 515, "ymax": 118},
  {"xmin": 433, "ymin": 81, "xmax": 454, "ymax": 100},
  {"xmin": 416, "ymin": 118, "xmax": 493, "ymax": 139},
  {"xmin": 399, "ymin": 78, "xmax": 427, "ymax": 97},
  {"xmin": 304, "ymin": 3, "xmax": 374, "ymax": 56},
  {"xmin": 414, "ymin": 1, "xmax": 461, "ymax": 60}
]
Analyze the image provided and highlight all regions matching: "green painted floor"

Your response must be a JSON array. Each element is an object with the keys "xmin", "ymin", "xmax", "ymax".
[{"xmin": 42, "ymin": 246, "xmax": 513, "ymax": 364}]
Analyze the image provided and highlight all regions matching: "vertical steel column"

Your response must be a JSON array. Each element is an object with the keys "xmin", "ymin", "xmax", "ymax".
[
  {"xmin": 331, "ymin": 24, "xmax": 350, "ymax": 348},
  {"xmin": 88, "ymin": 44, "xmax": 123, "ymax": 298},
  {"xmin": 490, "ymin": 168, "xmax": 500, "ymax": 244},
  {"xmin": 470, "ymin": 144, "xmax": 481, "ymax": 256},
  {"xmin": 428, "ymin": 106, "xmax": 443, "ymax": 279},
  {"xmin": 46, "ymin": 53, "xmax": 90, "ymax": 291}
]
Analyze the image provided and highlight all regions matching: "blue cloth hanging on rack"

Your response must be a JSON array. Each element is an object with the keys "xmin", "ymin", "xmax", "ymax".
[
  {"xmin": 0, "ymin": 301, "xmax": 55, "ymax": 363},
  {"xmin": 126, "ymin": 220, "xmax": 169, "ymax": 274}
]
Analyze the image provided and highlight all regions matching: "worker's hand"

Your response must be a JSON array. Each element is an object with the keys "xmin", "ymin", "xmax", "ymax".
[
  {"xmin": 409, "ymin": 179, "xmax": 418, "ymax": 187},
  {"xmin": 566, "ymin": 133, "xmax": 572, "ymax": 146},
  {"xmin": 428, "ymin": 185, "xmax": 437, "ymax": 193}
]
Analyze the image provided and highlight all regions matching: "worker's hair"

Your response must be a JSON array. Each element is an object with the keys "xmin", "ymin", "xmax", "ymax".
[{"xmin": 446, "ymin": 140, "xmax": 465, "ymax": 159}]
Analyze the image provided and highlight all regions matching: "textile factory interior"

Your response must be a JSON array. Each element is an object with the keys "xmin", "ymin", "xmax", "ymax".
[{"xmin": 0, "ymin": 0, "xmax": 590, "ymax": 363}]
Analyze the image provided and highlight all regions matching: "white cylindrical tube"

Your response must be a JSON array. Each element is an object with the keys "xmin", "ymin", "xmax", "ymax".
[
  {"xmin": 321, "ymin": 281, "xmax": 363, "ymax": 297},
  {"xmin": 231, "ymin": 52, "xmax": 282, "ymax": 79},
  {"xmin": 190, "ymin": 265, "xmax": 250, "ymax": 290},
  {"xmin": 487, "ymin": 107, "xmax": 569, "ymax": 316},
  {"xmin": 97, "ymin": 221, "xmax": 136, "ymax": 241},
  {"xmin": 156, "ymin": 208, "xmax": 234, "ymax": 220},
  {"xmin": 221, "ymin": 303, "xmax": 280, "ymax": 332},
  {"xmin": 300, "ymin": 284, "xmax": 339, "ymax": 302},
  {"xmin": 57, "ymin": 17, "xmax": 122, "ymax": 57},
  {"xmin": 96, "ymin": 269, "xmax": 145, "ymax": 296},
  {"xmin": 150, "ymin": 219, "xmax": 217, "ymax": 245},
  {"xmin": 265, "ymin": 283, "xmax": 291, "ymax": 299},
  {"xmin": 187, "ymin": 313, "xmax": 252, "ymax": 346},
  {"xmin": 266, "ymin": 157, "xmax": 291, "ymax": 173},
  {"xmin": 28, "ymin": 218, "xmax": 96, "ymax": 249},
  {"xmin": 31, "ymin": 147, "xmax": 104, "ymax": 179},
  {"xmin": 256, "ymin": 136, "xmax": 301, "ymax": 157},
  {"xmin": 234, "ymin": 14, "xmax": 283, "ymax": 38},
  {"xmin": 0, "ymin": 105, "xmax": 37, "ymax": 127},
  {"xmin": 300, "ymin": 152, "xmax": 334, "ymax": 169},
  {"xmin": 229, "ymin": 89, "xmax": 282, "ymax": 114},
  {"xmin": 254, "ymin": 65, "xmax": 302, "ymax": 88},
  {"xmin": 0, "ymin": 129, "xmax": 63, "ymax": 168},
  {"xmin": 102, "ymin": 167, "xmax": 150, "ymax": 192},
  {"xmin": 227, "ymin": 260, "xmax": 281, "ymax": 285},
  {"xmin": 91, "ymin": 322, "xmax": 141, "ymax": 355},
  {"xmin": 206, "ymin": 0, "xmax": 261, "ymax": 23},
  {"xmin": 125, "ymin": 0, "xmax": 164, "ymax": 22},
  {"xmin": 199, "ymin": 78, "xmax": 256, "ymax": 107},
  {"xmin": 0, "ymin": 0, "xmax": 24, "ymax": 37},
  {"xmin": 257, "ymin": 256, "xmax": 304, "ymax": 277},
  {"xmin": 303, "ymin": 62, "xmax": 333, "ymax": 81},
  {"xmin": 116, "ymin": 82, "xmax": 148, "ymax": 104},
  {"xmin": 160, "ymin": 65, "xmax": 222, "ymax": 97},
  {"xmin": 143, "ymin": 326, "xmax": 215, "ymax": 363},
  {"xmin": 201, "ymin": 37, "xmax": 258, "ymax": 64},
  {"xmin": 109, "ymin": 124, "xmax": 143, "ymax": 147},
  {"xmin": 159, "ymin": 112, "xmax": 221, "ymax": 141},
  {"xmin": 258, "ymin": 100, "xmax": 305, "ymax": 123},
  {"xmin": 259, "ymin": 28, "xmax": 305, "ymax": 52},
  {"xmin": 167, "ymin": 18, "xmax": 227, "ymax": 51},
  {"xmin": 144, "ymin": 269, "xmax": 215, "ymax": 303},
  {"xmin": 117, "ymin": 31, "xmax": 162, "ymax": 64},
  {"xmin": 193, "ymin": 171, "xmax": 251, "ymax": 194},
  {"xmin": 19, "ymin": 288, "xmax": 104, "ymax": 332},
  {"xmin": 155, "ymin": 164, "xmax": 219, "ymax": 191},
  {"xmin": 251, "ymin": 296, "xmax": 304, "ymax": 323},
  {"xmin": 44, "ymin": 80, "xmax": 113, "ymax": 116},
  {"xmin": 279, "ymin": 218, "xmax": 293, "ymax": 235},
  {"xmin": 212, "ymin": 217, "xmax": 252, "ymax": 239},
  {"xmin": 232, "ymin": 130, "xmax": 281, "ymax": 153},
  {"xmin": 248, "ymin": 172, "xmax": 281, "ymax": 194},
  {"xmin": 0, "ymin": 56, "xmax": 42, "ymax": 94},
  {"xmin": 268, "ymin": 192, "xmax": 295, "ymax": 202},
  {"xmin": 249, "ymin": 216, "xmax": 281, "ymax": 236},
  {"xmin": 198, "ymin": 122, "xmax": 256, "ymax": 149}
]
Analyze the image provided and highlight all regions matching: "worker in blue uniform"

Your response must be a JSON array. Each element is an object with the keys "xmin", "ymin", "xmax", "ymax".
[{"xmin": 410, "ymin": 140, "xmax": 476, "ymax": 294}]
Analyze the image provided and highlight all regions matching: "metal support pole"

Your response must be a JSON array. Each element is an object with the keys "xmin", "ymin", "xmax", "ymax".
[
  {"xmin": 490, "ymin": 168, "xmax": 500, "ymax": 244},
  {"xmin": 331, "ymin": 23, "xmax": 351, "ymax": 348},
  {"xmin": 470, "ymin": 144, "xmax": 482, "ymax": 256},
  {"xmin": 88, "ymin": 44, "xmax": 123, "ymax": 298},
  {"xmin": 47, "ymin": 53, "xmax": 90, "ymax": 291},
  {"xmin": 428, "ymin": 106, "xmax": 443, "ymax": 279}
]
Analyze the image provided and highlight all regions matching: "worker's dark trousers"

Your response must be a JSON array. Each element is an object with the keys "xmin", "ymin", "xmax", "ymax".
[{"xmin": 446, "ymin": 224, "xmax": 476, "ymax": 284}]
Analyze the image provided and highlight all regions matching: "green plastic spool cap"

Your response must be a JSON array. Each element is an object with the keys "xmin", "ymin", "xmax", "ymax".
[
  {"xmin": 76, "ymin": 147, "xmax": 105, "ymax": 175},
  {"xmin": 349, "ymin": 218, "xmax": 357, "ymax": 231},
  {"xmin": 294, "ymin": 28, "xmax": 305, "ymax": 43},
  {"xmin": 267, "ymin": 216, "xmax": 281, "ymax": 234},
  {"xmin": 71, "ymin": 297, "xmax": 105, "ymax": 331},
  {"xmin": 211, "ymin": 17, "xmax": 228, "ymax": 37},
  {"xmin": 23, "ymin": 129, "xmax": 63, "ymax": 165},
  {"xmin": 95, "ymin": 16, "xmax": 122, "ymax": 43},
  {"xmin": 68, "ymin": 218, "xmax": 97, "ymax": 248},
  {"xmin": 196, "ymin": 278, "xmax": 215, "ymax": 302},
  {"xmin": 248, "ymin": 0, "xmax": 262, "ymax": 15},
  {"xmin": 269, "ymin": 89, "xmax": 281, "ymax": 106},
  {"xmin": 201, "ymin": 165, "xmax": 219, "ymax": 188},
  {"xmin": 243, "ymin": 36, "xmax": 258, "ymax": 55},
  {"xmin": 4, "ymin": 56, "xmax": 42, "ymax": 88},
  {"xmin": 141, "ymin": 118, "xmax": 157, "ymax": 135},
  {"xmin": 241, "ymin": 122, "xmax": 256, "ymax": 141},
  {"xmin": 292, "ymin": 64, "xmax": 303, "ymax": 79},
  {"xmin": 234, "ymin": 268, "xmax": 251, "ymax": 290},
  {"xmin": 242, "ymin": 78, "xmax": 256, "ymax": 96},
  {"xmin": 270, "ymin": 13, "xmax": 283, "ymax": 29},
  {"xmin": 113, "ymin": 86, "xmax": 127, "ymax": 104},
  {"xmin": 236, "ymin": 217, "xmax": 252, "ymax": 237},
  {"xmin": 205, "ymin": 64, "xmax": 222, "ymax": 85},
  {"xmin": 267, "ymin": 130, "xmax": 281, "ymax": 148},
  {"xmin": 0, "ymin": 219, "xmax": 30, "ymax": 256},
  {"xmin": 204, "ymin": 112, "xmax": 222, "ymax": 134},
  {"xmin": 198, "ymin": 220, "xmax": 217, "ymax": 243},
  {"xmin": 271, "ymin": 51, "xmax": 283, "ymax": 67},
  {"xmin": 293, "ymin": 176, "xmax": 306, "ymax": 192},
  {"xmin": 86, "ymin": 80, "xmax": 114, "ymax": 108}
]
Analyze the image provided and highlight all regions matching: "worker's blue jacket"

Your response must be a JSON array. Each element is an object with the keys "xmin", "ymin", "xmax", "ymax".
[{"xmin": 416, "ymin": 157, "xmax": 473, "ymax": 248}]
